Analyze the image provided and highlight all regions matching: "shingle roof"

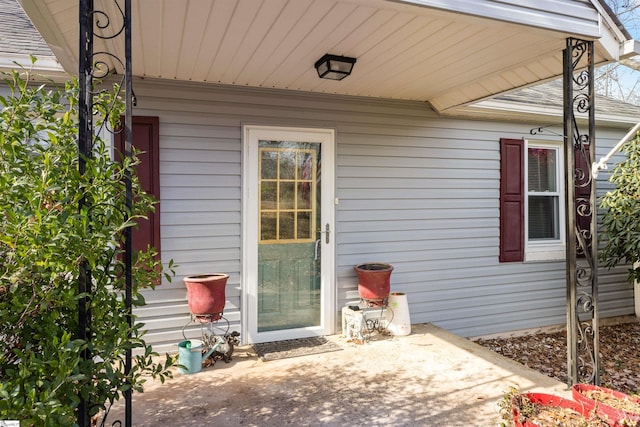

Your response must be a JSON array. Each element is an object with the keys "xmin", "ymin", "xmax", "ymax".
[
  {"xmin": 495, "ymin": 79, "xmax": 640, "ymax": 118},
  {"xmin": 0, "ymin": 0, "xmax": 53, "ymax": 57}
]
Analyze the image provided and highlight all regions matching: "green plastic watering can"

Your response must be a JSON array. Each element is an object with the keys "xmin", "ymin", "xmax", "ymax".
[{"xmin": 177, "ymin": 336, "xmax": 224, "ymax": 374}]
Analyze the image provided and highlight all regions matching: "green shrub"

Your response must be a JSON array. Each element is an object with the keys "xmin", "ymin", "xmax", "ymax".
[
  {"xmin": 0, "ymin": 62, "xmax": 174, "ymax": 425},
  {"xmin": 600, "ymin": 134, "xmax": 640, "ymax": 284}
]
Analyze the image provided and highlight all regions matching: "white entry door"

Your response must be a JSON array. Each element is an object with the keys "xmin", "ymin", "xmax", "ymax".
[{"xmin": 243, "ymin": 126, "xmax": 335, "ymax": 344}]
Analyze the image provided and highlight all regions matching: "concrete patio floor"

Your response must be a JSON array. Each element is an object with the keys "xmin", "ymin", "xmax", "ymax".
[{"xmin": 104, "ymin": 323, "xmax": 570, "ymax": 426}]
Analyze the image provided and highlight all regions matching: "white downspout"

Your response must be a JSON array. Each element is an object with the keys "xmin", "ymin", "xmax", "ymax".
[{"xmin": 592, "ymin": 120, "xmax": 640, "ymax": 178}]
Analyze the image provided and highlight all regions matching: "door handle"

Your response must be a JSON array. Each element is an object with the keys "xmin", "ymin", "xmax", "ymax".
[
  {"xmin": 316, "ymin": 224, "xmax": 331, "ymax": 246},
  {"xmin": 314, "ymin": 239, "xmax": 321, "ymax": 260}
]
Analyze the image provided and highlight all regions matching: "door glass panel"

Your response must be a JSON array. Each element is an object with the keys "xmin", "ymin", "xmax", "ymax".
[
  {"xmin": 279, "ymin": 151, "xmax": 296, "ymax": 180},
  {"xmin": 261, "ymin": 182, "xmax": 277, "ymax": 209},
  {"xmin": 261, "ymin": 151, "xmax": 277, "ymax": 179},
  {"xmin": 279, "ymin": 212, "xmax": 295, "ymax": 240},
  {"xmin": 260, "ymin": 212, "xmax": 277, "ymax": 241},
  {"xmin": 257, "ymin": 140, "xmax": 321, "ymax": 332},
  {"xmin": 279, "ymin": 182, "xmax": 295, "ymax": 209},
  {"xmin": 297, "ymin": 212, "xmax": 311, "ymax": 239}
]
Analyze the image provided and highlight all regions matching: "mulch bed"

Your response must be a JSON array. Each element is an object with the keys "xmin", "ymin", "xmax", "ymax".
[{"xmin": 474, "ymin": 321, "xmax": 640, "ymax": 395}]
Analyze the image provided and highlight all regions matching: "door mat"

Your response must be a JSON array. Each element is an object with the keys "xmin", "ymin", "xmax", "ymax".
[{"xmin": 253, "ymin": 336, "xmax": 343, "ymax": 361}]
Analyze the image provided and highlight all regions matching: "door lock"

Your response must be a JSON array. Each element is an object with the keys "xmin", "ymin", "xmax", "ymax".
[{"xmin": 317, "ymin": 223, "xmax": 331, "ymax": 244}]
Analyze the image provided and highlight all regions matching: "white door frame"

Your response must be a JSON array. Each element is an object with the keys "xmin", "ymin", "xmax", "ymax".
[{"xmin": 241, "ymin": 125, "xmax": 336, "ymax": 344}]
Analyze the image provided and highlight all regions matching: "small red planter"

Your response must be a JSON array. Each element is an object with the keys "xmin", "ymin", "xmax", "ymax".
[
  {"xmin": 572, "ymin": 383, "xmax": 640, "ymax": 426},
  {"xmin": 512, "ymin": 393, "xmax": 589, "ymax": 427},
  {"xmin": 184, "ymin": 273, "xmax": 229, "ymax": 321},
  {"xmin": 354, "ymin": 263, "xmax": 393, "ymax": 306}
]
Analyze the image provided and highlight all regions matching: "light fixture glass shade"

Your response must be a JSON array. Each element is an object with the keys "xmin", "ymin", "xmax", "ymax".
[{"xmin": 314, "ymin": 54, "xmax": 356, "ymax": 80}]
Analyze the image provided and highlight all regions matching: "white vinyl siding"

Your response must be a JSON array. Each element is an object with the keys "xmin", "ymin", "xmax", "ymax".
[{"xmin": 129, "ymin": 78, "xmax": 633, "ymax": 351}]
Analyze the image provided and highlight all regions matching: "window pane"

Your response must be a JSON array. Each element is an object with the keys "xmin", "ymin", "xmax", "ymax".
[
  {"xmin": 298, "ymin": 182, "xmax": 311, "ymax": 209},
  {"xmin": 261, "ymin": 149, "xmax": 278, "ymax": 179},
  {"xmin": 261, "ymin": 181, "xmax": 277, "ymax": 210},
  {"xmin": 279, "ymin": 212, "xmax": 295, "ymax": 240},
  {"xmin": 261, "ymin": 212, "xmax": 277, "ymax": 240},
  {"xmin": 258, "ymin": 142, "xmax": 319, "ymax": 243},
  {"xmin": 297, "ymin": 152, "xmax": 312, "ymax": 179},
  {"xmin": 279, "ymin": 182, "xmax": 295, "ymax": 209},
  {"xmin": 529, "ymin": 195, "xmax": 559, "ymax": 239},
  {"xmin": 279, "ymin": 151, "xmax": 295, "ymax": 179},
  {"xmin": 528, "ymin": 148, "xmax": 556, "ymax": 192},
  {"xmin": 297, "ymin": 212, "xmax": 311, "ymax": 239}
]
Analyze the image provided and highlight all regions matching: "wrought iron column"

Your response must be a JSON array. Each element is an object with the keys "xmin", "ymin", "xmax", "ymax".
[
  {"xmin": 78, "ymin": 0, "xmax": 132, "ymax": 425},
  {"xmin": 124, "ymin": 0, "xmax": 133, "ymax": 425},
  {"xmin": 78, "ymin": 1, "xmax": 94, "ymax": 425},
  {"xmin": 563, "ymin": 38, "xmax": 599, "ymax": 386}
]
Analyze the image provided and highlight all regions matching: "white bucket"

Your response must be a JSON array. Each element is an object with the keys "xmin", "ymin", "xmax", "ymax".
[{"xmin": 386, "ymin": 292, "xmax": 411, "ymax": 336}]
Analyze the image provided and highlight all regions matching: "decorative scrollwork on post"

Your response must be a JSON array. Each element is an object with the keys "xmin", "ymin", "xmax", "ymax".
[
  {"xmin": 563, "ymin": 38, "xmax": 599, "ymax": 386},
  {"xmin": 78, "ymin": 0, "xmax": 133, "ymax": 426}
]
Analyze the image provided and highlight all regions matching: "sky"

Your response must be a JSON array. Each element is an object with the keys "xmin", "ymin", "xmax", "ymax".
[{"xmin": 598, "ymin": 0, "xmax": 640, "ymax": 104}]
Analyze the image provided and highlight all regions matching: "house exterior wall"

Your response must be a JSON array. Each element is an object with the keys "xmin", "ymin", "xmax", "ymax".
[{"xmin": 129, "ymin": 78, "xmax": 633, "ymax": 352}]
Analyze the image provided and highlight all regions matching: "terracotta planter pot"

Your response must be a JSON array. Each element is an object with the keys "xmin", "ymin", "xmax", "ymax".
[
  {"xmin": 354, "ymin": 263, "xmax": 393, "ymax": 306},
  {"xmin": 184, "ymin": 274, "xmax": 229, "ymax": 320},
  {"xmin": 512, "ymin": 393, "xmax": 589, "ymax": 427},
  {"xmin": 572, "ymin": 383, "xmax": 640, "ymax": 426}
]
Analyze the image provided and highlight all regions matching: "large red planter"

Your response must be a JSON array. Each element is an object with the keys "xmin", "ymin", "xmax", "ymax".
[
  {"xmin": 512, "ymin": 393, "xmax": 589, "ymax": 427},
  {"xmin": 354, "ymin": 263, "xmax": 393, "ymax": 306},
  {"xmin": 572, "ymin": 383, "xmax": 640, "ymax": 426},
  {"xmin": 184, "ymin": 274, "xmax": 229, "ymax": 320}
]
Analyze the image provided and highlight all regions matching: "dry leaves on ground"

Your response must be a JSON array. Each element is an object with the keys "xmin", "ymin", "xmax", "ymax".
[{"xmin": 474, "ymin": 321, "xmax": 640, "ymax": 395}]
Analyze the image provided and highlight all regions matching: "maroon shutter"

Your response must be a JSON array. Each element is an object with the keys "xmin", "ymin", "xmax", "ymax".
[
  {"xmin": 115, "ymin": 116, "xmax": 161, "ymax": 257},
  {"xmin": 499, "ymin": 138, "xmax": 524, "ymax": 262}
]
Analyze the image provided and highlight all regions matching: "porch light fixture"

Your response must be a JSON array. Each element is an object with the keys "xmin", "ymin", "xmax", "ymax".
[{"xmin": 314, "ymin": 54, "xmax": 356, "ymax": 80}]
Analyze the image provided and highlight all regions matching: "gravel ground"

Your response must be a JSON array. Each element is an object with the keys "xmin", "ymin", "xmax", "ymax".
[{"xmin": 474, "ymin": 318, "xmax": 640, "ymax": 395}]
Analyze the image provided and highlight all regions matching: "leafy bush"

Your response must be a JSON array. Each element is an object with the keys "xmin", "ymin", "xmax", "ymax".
[
  {"xmin": 0, "ymin": 63, "xmax": 174, "ymax": 425},
  {"xmin": 600, "ymin": 134, "xmax": 640, "ymax": 284}
]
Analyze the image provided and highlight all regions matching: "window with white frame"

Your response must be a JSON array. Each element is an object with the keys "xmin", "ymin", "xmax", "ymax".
[{"xmin": 525, "ymin": 141, "xmax": 565, "ymax": 261}]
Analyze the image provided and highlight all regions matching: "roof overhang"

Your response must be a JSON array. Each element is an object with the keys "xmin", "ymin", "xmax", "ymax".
[
  {"xmin": 0, "ymin": 53, "xmax": 58, "ymax": 71},
  {"xmin": 0, "ymin": 54, "xmax": 70, "ymax": 83},
  {"xmin": 455, "ymin": 98, "xmax": 640, "ymax": 128},
  {"xmin": 18, "ymin": 0, "xmax": 639, "ymax": 115},
  {"xmin": 453, "ymin": 80, "xmax": 640, "ymax": 128}
]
